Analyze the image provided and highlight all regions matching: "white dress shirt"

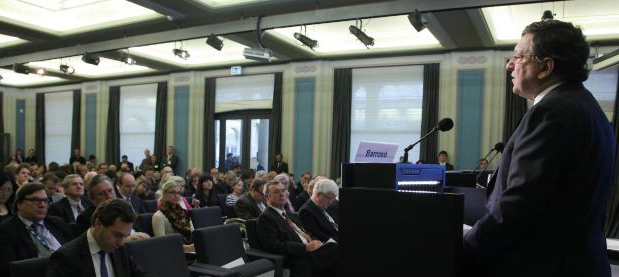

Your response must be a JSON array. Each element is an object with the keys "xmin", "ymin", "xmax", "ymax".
[{"xmin": 88, "ymin": 229, "xmax": 115, "ymax": 277}]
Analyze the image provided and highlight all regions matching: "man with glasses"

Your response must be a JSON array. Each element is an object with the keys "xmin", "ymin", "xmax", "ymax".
[
  {"xmin": 258, "ymin": 180, "xmax": 337, "ymax": 277},
  {"xmin": 235, "ymin": 178, "xmax": 268, "ymax": 220},
  {"xmin": 463, "ymin": 19, "xmax": 615, "ymax": 276},
  {"xmin": 47, "ymin": 199, "xmax": 150, "ymax": 277},
  {"xmin": 0, "ymin": 183, "xmax": 75, "ymax": 277},
  {"xmin": 299, "ymin": 178, "xmax": 339, "ymax": 243}
]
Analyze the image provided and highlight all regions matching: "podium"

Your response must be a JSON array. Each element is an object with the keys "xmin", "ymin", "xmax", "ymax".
[{"xmin": 339, "ymin": 187, "xmax": 464, "ymax": 277}]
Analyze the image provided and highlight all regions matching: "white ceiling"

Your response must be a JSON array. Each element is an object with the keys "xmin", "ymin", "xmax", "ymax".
[{"xmin": 0, "ymin": 0, "xmax": 617, "ymax": 87}]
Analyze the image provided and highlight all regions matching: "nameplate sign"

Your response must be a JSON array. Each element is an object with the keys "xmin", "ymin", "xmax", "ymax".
[{"xmin": 354, "ymin": 141, "xmax": 398, "ymax": 163}]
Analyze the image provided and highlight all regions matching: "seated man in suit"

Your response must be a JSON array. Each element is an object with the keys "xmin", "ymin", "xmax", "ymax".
[
  {"xmin": 438, "ymin": 150, "xmax": 455, "ymax": 171},
  {"xmin": 299, "ymin": 178, "xmax": 339, "ymax": 243},
  {"xmin": 46, "ymin": 199, "xmax": 150, "ymax": 277},
  {"xmin": 234, "ymin": 178, "xmax": 267, "ymax": 220},
  {"xmin": 258, "ymin": 180, "xmax": 337, "ymax": 277},
  {"xmin": 115, "ymin": 173, "xmax": 146, "ymax": 213},
  {"xmin": 48, "ymin": 174, "xmax": 93, "ymax": 224},
  {"xmin": 0, "ymin": 183, "xmax": 75, "ymax": 277},
  {"xmin": 269, "ymin": 153, "xmax": 289, "ymax": 174}
]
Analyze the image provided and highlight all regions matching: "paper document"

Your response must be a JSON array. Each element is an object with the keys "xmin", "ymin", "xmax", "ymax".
[{"xmin": 222, "ymin": 257, "xmax": 245, "ymax": 269}]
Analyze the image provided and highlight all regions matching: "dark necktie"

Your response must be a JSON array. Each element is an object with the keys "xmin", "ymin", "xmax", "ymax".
[
  {"xmin": 76, "ymin": 203, "xmax": 83, "ymax": 214},
  {"xmin": 282, "ymin": 212, "xmax": 311, "ymax": 242},
  {"xmin": 99, "ymin": 251, "xmax": 109, "ymax": 277}
]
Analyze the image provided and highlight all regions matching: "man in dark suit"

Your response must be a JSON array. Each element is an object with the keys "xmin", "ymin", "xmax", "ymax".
[
  {"xmin": 235, "ymin": 178, "xmax": 267, "ymax": 220},
  {"xmin": 437, "ymin": 150, "xmax": 455, "ymax": 170},
  {"xmin": 463, "ymin": 20, "xmax": 615, "ymax": 277},
  {"xmin": 46, "ymin": 199, "xmax": 151, "ymax": 277},
  {"xmin": 0, "ymin": 183, "xmax": 74, "ymax": 277},
  {"xmin": 115, "ymin": 173, "xmax": 146, "ymax": 214},
  {"xmin": 299, "ymin": 178, "xmax": 339, "ymax": 242},
  {"xmin": 269, "ymin": 153, "xmax": 289, "ymax": 174},
  {"xmin": 165, "ymin": 146, "xmax": 179, "ymax": 175},
  {"xmin": 120, "ymin": 155, "xmax": 135, "ymax": 173},
  {"xmin": 69, "ymin": 148, "xmax": 86, "ymax": 165},
  {"xmin": 48, "ymin": 174, "xmax": 93, "ymax": 224},
  {"xmin": 258, "ymin": 180, "xmax": 337, "ymax": 277}
]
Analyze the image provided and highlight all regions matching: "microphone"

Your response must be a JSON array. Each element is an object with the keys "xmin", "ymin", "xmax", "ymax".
[
  {"xmin": 474, "ymin": 142, "xmax": 504, "ymax": 188},
  {"xmin": 401, "ymin": 118, "xmax": 454, "ymax": 163}
]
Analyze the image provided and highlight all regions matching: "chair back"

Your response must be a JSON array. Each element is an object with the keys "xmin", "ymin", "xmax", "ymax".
[
  {"xmin": 194, "ymin": 224, "xmax": 248, "ymax": 266},
  {"xmin": 143, "ymin": 200, "xmax": 157, "ymax": 213},
  {"xmin": 9, "ymin": 256, "xmax": 48, "ymax": 277},
  {"xmin": 190, "ymin": 206, "xmax": 223, "ymax": 229},
  {"xmin": 134, "ymin": 213, "xmax": 154, "ymax": 236},
  {"xmin": 127, "ymin": 234, "xmax": 190, "ymax": 277},
  {"xmin": 245, "ymin": 218, "xmax": 263, "ymax": 249}
]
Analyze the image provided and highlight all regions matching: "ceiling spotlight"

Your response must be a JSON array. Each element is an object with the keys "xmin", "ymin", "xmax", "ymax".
[
  {"xmin": 294, "ymin": 32, "xmax": 318, "ymax": 50},
  {"xmin": 173, "ymin": 48, "xmax": 190, "ymax": 60},
  {"xmin": 541, "ymin": 10, "xmax": 554, "ymax": 20},
  {"xmin": 35, "ymin": 68, "xmax": 45, "ymax": 75},
  {"xmin": 408, "ymin": 9, "xmax": 426, "ymax": 32},
  {"xmin": 206, "ymin": 34, "xmax": 223, "ymax": 51},
  {"xmin": 13, "ymin": 63, "xmax": 30, "ymax": 74},
  {"xmin": 82, "ymin": 52, "xmax": 100, "ymax": 65},
  {"xmin": 349, "ymin": 25, "xmax": 374, "ymax": 48},
  {"xmin": 59, "ymin": 64, "xmax": 75, "ymax": 75},
  {"xmin": 121, "ymin": 54, "xmax": 137, "ymax": 65}
]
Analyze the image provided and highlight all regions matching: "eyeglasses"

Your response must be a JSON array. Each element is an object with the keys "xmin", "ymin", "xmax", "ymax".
[
  {"xmin": 23, "ymin": 197, "xmax": 48, "ymax": 205},
  {"xmin": 508, "ymin": 53, "xmax": 541, "ymax": 64}
]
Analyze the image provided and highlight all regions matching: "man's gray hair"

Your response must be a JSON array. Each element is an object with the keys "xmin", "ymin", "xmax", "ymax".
[
  {"xmin": 312, "ymin": 178, "xmax": 339, "ymax": 198},
  {"xmin": 273, "ymin": 173, "xmax": 289, "ymax": 184}
]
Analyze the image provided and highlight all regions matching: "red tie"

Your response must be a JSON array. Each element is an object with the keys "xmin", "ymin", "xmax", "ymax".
[
  {"xmin": 76, "ymin": 204, "xmax": 83, "ymax": 214},
  {"xmin": 283, "ymin": 212, "xmax": 311, "ymax": 242}
]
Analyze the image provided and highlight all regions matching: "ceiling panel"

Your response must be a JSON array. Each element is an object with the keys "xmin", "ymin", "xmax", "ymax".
[
  {"xmin": 0, "ymin": 68, "xmax": 64, "ymax": 86},
  {"xmin": 0, "ymin": 0, "xmax": 163, "ymax": 35},
  {"xmin": 0, "ymin": 34, "xmax": 26, "ymax": 48},
  {"xmin": 482, "ymin": 0, "xmax": 619, "ymax": 45},
  {"xmin": 26, "ymin": 56, "xmax": 155, "ymax": 78},
  {"xmin": 268, "ymin": 15, "xmax": 441, "ymax": 56},
  {"xmin": 129, "ymin": 37, "xmax": 257, "ymax": 67}
]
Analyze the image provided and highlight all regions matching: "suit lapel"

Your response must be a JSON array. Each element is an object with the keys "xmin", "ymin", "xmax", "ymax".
[
  {"xmin": 77, "ymin": 234, "xmax": 96, "ymax": 277},
  {"xmin": 14, "ymin": 218, "xmax": 39, "ymax": 257},
  {"xmin": 110, "ymin": 249, "xmax": 126, "ymax": 277},
  {"xmin": 62, "ymin": 199, "xmax": 75, "ymax": 223}
]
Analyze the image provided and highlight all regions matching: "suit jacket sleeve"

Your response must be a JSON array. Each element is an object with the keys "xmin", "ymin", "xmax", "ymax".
[
  {"xmin": 257, "ymin": 210, "xmax": 307, "ymax": 257},
  {"xmin": 46, "ymin": 246, "xmax": 79, "ymax": 277},
  {"xmin": 463, "ymin": 103, "xmax": 568, "ymax": 258},
  {"xmin": 234, "ymin": 197, "xmax": 255, "ymax": 220},
  {"xmin": 299, "ymin": 205, "xmax": 330, "ymax": 242}
]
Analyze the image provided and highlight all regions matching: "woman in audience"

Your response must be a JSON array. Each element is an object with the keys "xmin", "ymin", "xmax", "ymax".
[
  {"xmin": 14, "ymin": 163, "xmax": 31, "ymax": 187},
  {"xmin": 184, "ymin": 172, "xmax": 200, "ymax": 197},
  {"xmin": 152, "ymin": 180, "xmax": 195, "ymax": 252},
  {"xmin": 226, "ymin": 179, "xmax": 244, "ymax": 207},
  {"xmin": 135, "ymin": 176, "xmax": 155, "ymax": 200},
  {"xmin": 156, "ymin": 176, "xmax": 192, "ymax": 210},
  {"xmin": 193, "ymin": 174, "xmax": 219, "ymax": 207},
  {"xmin": 0, "ymin": 172, "xmax": 15, "ymax": 223}
]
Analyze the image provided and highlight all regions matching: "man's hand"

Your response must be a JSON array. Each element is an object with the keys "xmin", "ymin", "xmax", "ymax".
[{"xmin": 305, "ymin": 240, "xmax": 323, "ymax": 252}]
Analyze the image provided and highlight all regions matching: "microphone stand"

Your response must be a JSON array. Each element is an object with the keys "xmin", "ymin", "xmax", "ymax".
[
  {"xmin": 472, "ymin": 149, "xmax": 496, "ymax": 173},
  {"xmin": 401, "ymin": 127, "xmax": 437, "ymax": 163}
]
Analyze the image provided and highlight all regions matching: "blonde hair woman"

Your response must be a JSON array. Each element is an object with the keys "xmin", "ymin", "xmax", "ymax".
[{"xmin": 152, "ymin": 180, "xmax": 195, "ymax": 252}]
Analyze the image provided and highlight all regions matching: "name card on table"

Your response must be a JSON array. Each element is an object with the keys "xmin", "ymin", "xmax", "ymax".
[{"xmin": 354, "ymin": 141, "xmax": 399, "ymax": 163}]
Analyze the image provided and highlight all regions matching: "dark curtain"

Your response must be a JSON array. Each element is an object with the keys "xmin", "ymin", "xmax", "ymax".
[
  {"xmin": 268, "ymin": 73, "xmax": 283, "ymax": 167},
  {"xmin": 605, "ymin": 66, "xmax": 619, "ymax": 237},
  {"xmin": 154, "ymin": 82, "xmax": 168, "ymax": 167},
  {"xmin": 203, "ymin": 78, "xmax": 216, "ymax": 172},
  {"xmin": 0, "ymin": 92, "xmax": 4, "ymax": 134},
  {"xmin": 71, "ymin": 90, "xmax": 81, "ymax": 154},
  {"xmin": 419, "ymin": 63, "xmax": 440, "ymax": 164},
  {"xmin": 503, "ymin": 67, "xmax": 528, "ymax": 143},
  {"xmin": 330, "ymin": 68, "xmax": 352, "ymax": 179},
  {"xmin": 106, "ymin": 86, "xmax": 120, "ymax": 165},
  {"xmin": 35, "ymin": 93, "xmax": 45, "ymax": 165}
]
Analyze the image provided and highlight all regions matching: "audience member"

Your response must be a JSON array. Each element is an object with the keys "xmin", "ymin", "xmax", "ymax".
[
  {"xmin": 152, "ymin": 180, "xmax": 195, "ymax": 252},
  {"xmin": 0, "ymin": 183, "xmax": 74, "ymax": 277},
  {"xmin": 164, "ymin": 146, "xmax": 179, "ymax": 174},
  {"xmin": 97, "ymin": 163, "xmax": 108, "ymax": 175},
  {"xmin": 120, "ymin": 155, "xmax": 135, "ymax": 172},
  {"xmin": 24, "ymin": 148, "xmax": 37, "ymax": 164},
  {"xmin": 13, "ymin": 149, "xmax": 25, "ymax": 164},
  {"xmin": 294, "ymin": 176, "xmax": 324, "ymax": 212},
  {"xmin": 15, "ymin": 163, "xmax": 31, "ymax": 187},
  {"xmin": 116, "ymin": 173, "xmax": 147, "ymax": 213},
  {"xmin": 48, "ymin": 175, "xmax": 93, "ymax": 224},
  {"xmin": 46, "ymin": 199, "xmax": 149, "ymax": 277},
  {"xmin": 184, "ymin": 171, "xmax": 200, "ymax": 197},
  {"xmin": 76, "ymin": 175, "xmax": 117, "ymax": 227},
  {"xmin": 135, "ymin": 176, "xmax": 155, "ymax": 200},
  {"xmin": 269, "ymin": 153, "xmax": 289, "ymax": 174},
  {"xmin": 0, "ymin": 172, "xmax": 15, "ymax": 223},
  {"xmin": 226, "ymin": 179, "xmax": 244, "ymax": 207},
  {"xmin": 69, "ymin": 148, "xmax": 86, "ymax": 165},
  {"xmin": 224, "ymin": 153, "xmax": 239, "ymax": 172},
  {"xmin": 234, "ymin": 178, "xmax": 267, "ymax": 220},
  {"xmin": 193, "ymin": 174, "xmax": 219, "ymax": 208},
  {"xmin": 274, "ymin": 173, "xmax": 296, "ymax": 212},
  {"xmin": 42, "ymin": 173, "xmax": 64, "ymax": 204},
  {"xmin": 299, "ymin": 178, "xmax": 339, "ymax": 242},
  {"xmin": 139, "ymin": 148, "xmax": 153, "ymax": 171},
  {"xmin": 211, "ymin": 167, "xmax": 228, "ymax": 195},
  {"xmin": 258, "ymin": 180, "xmax": 337, "ymax": 277},
  {"xmin": 438, "ymin": 150, "xmax": 455, "ymax": 170}
]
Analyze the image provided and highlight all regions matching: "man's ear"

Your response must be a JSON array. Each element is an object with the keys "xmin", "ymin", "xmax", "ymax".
[{"xmin": 537, "ymin": 57, "xmax": 555, "ymax": 79}]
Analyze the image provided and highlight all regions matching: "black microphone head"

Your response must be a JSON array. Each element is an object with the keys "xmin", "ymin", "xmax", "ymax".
[
  {"xmin": 494, "ymin": 142, "xmax": 505, "ymax": 153},
  {"xmin": 437, "ymin": 118, "xmax": 454, "ymax": 132}
]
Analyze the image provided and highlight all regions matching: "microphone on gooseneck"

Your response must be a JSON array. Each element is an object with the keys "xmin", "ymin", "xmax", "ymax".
[{"xmin": 401, "ymin": 118, "xmax": 454, "ymax": 163}]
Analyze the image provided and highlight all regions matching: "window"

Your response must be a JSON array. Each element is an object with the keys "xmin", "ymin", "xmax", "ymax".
[
  {"xmin": 45, "ymin": 91, "xmax": 73, "ymax": 164},
  {"xmin": 214, "ymin": 74, "xmax": 274, "ymax": 170},
  {"xmin": 350, "ymin": 65, "xmax": 424, "ymax": 162},
  {"xmin": 120, "ymin": 83, "xmax": 157, "ymax": 166},
  {"xmin": 584, "ymin": 65, "xmax": 618, "ymax": 121}
]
